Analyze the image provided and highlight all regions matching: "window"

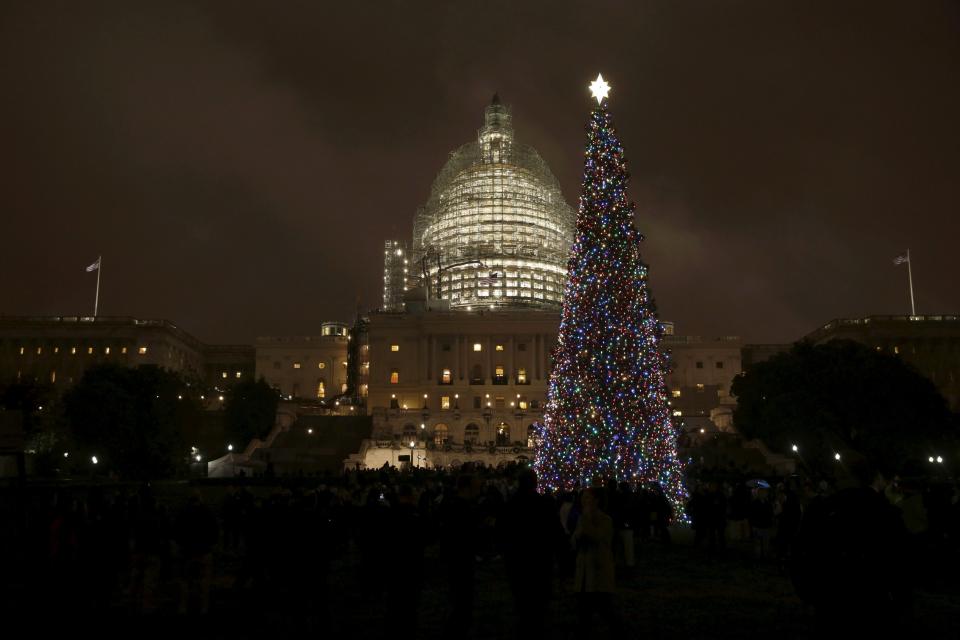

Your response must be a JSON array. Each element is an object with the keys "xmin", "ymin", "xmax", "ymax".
[
  {"xmin": 317, "ymin": 381, "xmax": 325, "ymax": 398},
  {"xmin": 473, "ymin": 396, "xmax": 482, "ymax": 409},
  {"xmin": 53, "ymin": 347, "xmax": 59, "ymax": 354},
  {"xmin": 473, "ymin": 343, "xmax": 482, "ymax": 352},
  {"xmin": 695, "ymin": 361, "xmax": 703, "ymax": 369},
  {"xmin": 390, "ymin": 369, "xmax": 399, "ymax": 384},
  {"xmin": 893, "ymin": 346, "xmax": 900, "ymax": 354},
  {"xmin": 696, "ymin": 383, "xmax": 705, "ymax": 392},
  {"xmin": 434, "ymin": 424, "xmax": 449, "ymax": 446},
  {"xmin": 391, "ymin": 344, "xmax": 400, "ymax": 352},
  {"xmin": 402, "ymin": 424, "xmax": 417, "ymax": 442},
  {"xmin": 36, "ymin": 347, "xmax": 42, "ymax": 355},
  {"xmin": 104, "ymin": 347, "xmax": 110, "ymax": 355},
  {"xmin": 87, "ymin": 347, "xmax": 94, "ymax": 355},
  {"xmin": 517, "ymin": 368, "xmax": 527, "ymax": 384},
  {"xmin": 526, "ymin": 424, "xmax": 537, "ymax": 448},
  {"xmin": 341, "ymin": 383, "xmax": 347, "ymax": 393},
  {"xmin": 496, "ymin": 422, "xmax": 510, "ymax": 446},
  {"xmin": 138, "ymin": 347, "xmax": 147, "ymax": 355},
  {"xmin": 464, "ymin": 423, "xmax": 480, "ymax": 444},
  {"xmin": 519, "ymin": 400, "xmax": 528, "ymax": 410},
  {"xmin": 494, "ymin": 366, "xmax": 506, "ymax": 383},
  {"xmin": 121, "ymin": 347, "xmax": 127, "ymax": 354},
  {"xmin": 495, "ymin": 344, "xmax": 504, "ymax": 351},
  {"xmin": 71, "ymin": 347, "xmax": 77, "ymax": 355},
  {"xmin": 318, "ymin": 362, "xmax": 325, "ymax": 369},
  {"xmin": 441, "ymin": 368, "xmax": 452, "ymax": 384},
  {"xmin": 441, "ymin": 396, "xmax": 450, "ymax": 410},
  {"xmin": 471, "ymin": 364, "xmax": 483, "ymax": 384},
  {"xmin": 441, "ymin": 343, "xmax": 451, "ymax": 352},
  {"xmin": 518, "ymin": 343, "xmax": 527, "ymax": 351},
  {"xmin": 716, "ymin": 361, "xmax": 724, "ymax": 369},
  {"xmin": 673, "ymin": 410, "xmax": 683, "ymax": 417},
  {"xmin": 50, "ymin": 371, "xmax": 56, "ymax": 383},
  {"xmin": 495, "ymin": 397, "xmax": 505, "ymax": 410},
  {"xmin": 235, "ymin": 371, "xmax": 242, "ymax": 378},
  {"xmin": 293, "ymin": 362, "xmax": 301, "ymax": 369},
  {"xmin": 222, "ymin": 371, "xmax": 228, "ymax": 379},
  {"xmin": 18, "ymin": 347, "xmax": 24, "ymax": 355},
  {"xmin": 671, "ymin": 389, "xmax": 681, "ymax": 398}
]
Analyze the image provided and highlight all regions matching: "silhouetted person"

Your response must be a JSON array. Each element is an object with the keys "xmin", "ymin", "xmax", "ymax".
[
  {"xmin": 385, "ymin": 484, "xmax": 428, "ymax": 639},
  {"xmin": 497, "ymin": 469, "xmax": 563, "ymax": 637},
  {"xmin": 174, "ymin": 490, "xmax": 219, "ymax": 614},
  {"xmin": 791, "ymin": 457, "xmax": 912, "ymax": 635},
  {"xmin": 572, "ymin": 488, "xmax": 621, "ymax": 635},
  {"xmin": 749, "ymin": 488, "xmax": 774, "ymax": 559},
  {"xmin": 440, "ymin": 473, "xmax": 482, "ymax": 635}
]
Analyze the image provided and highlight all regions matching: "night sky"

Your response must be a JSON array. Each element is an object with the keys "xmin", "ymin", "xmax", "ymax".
[{"xmin": 2, "ymin": 1, "xmax": 957, "ymax": 344}]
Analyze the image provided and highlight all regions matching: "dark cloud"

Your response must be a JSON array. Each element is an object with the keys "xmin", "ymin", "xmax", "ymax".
[{"xmin": 1, "ymin": 0, "xmax": 957, "ymax": 343}]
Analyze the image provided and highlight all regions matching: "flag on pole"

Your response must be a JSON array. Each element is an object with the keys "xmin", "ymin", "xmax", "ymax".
[
  {"xmin": 86, "ymin": 257, "xmax": 101, "ymax": 272},
  {"xmin": 893, "ymin": 253, "xmax": 909, "ymax": 265}
]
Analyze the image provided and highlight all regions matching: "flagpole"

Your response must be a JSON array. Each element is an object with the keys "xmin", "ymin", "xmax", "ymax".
[
  {"xmin": 94, "ymin": 255, "xmax": 101, "ymax": 317},
  {"xmin": 906, "ymin": 248, "xmax": 915, "ymax": 316}
]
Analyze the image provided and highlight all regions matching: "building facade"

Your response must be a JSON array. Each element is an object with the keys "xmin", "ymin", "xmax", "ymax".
[
  {"xmin": 0, "ymin": 315, "xmax": 252, "ymax": 391},
  {"xmin": 255, "ymin": 322, "xmax": 351, "ymax": 400},
  {"xmin": 662, "ymin": 333, "xmax": 743, "ymax": 432},
  {"xmin": 803, "ymin": 314, "xmax": 960, "ymax": 411}
]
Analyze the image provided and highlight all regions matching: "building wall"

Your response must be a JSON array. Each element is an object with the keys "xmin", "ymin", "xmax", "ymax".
[
  {"xmin": 662, "ymin": 335, "xmax": 742, "ymax": 426},
  {"xmin": 366, "ymin": 309, "xmax": 559, "ymax": 447},
  {"xmin": 255, "ymin": 323, "xmax": 350, "ymax": 400},
  {"xmin": 0, "ymin": 316, "xmax": 208, "ymax": 389},
  {"xmin": 803, "ymin": 314, "xmax": 960, "ymax": 411}
]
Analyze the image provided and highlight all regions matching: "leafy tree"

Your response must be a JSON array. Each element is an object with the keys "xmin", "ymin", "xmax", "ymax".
[
  {"xmin": 731, "ymin": 340, "xmax": 956, "ymax": 477},
  {"xmin": 64, "ymin": 364, "xmax": 199, "ymax": 479},
  {"xmin": 0, "ymin": 379, "xmax": 54, "ymax": 437},
  {"xmin": 222, "ymin": 377, "xmax": 279, "ymax": 448}
]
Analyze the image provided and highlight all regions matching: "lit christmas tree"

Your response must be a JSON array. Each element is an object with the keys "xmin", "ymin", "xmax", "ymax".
[{"xmin": 535, "ymin": 75, "xmax": 687, "ymax": 514}]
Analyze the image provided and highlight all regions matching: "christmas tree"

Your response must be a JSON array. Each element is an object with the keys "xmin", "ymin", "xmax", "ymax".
[{"xmin": 535, "ymin": 75, "xmax": 686, "ymax": 514}]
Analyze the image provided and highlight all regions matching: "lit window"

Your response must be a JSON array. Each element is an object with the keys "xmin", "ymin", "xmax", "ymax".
[
  {"xmin": 341, "ymin": 383, "xmax": 347, "ymax": 393},
  {"xmin": 441, "ymin": 396, "xmax": 450, "ymax": 410},
  {"xmin": 391, "ymin": 344, "xmax": 400, "ymax": 352},
  {"xmin": 70, "ymin": 347, "xmax": 77, "ymax": 355},
  {"xmin": 222, "ymin": 371, "xmax": 228, "ymax": 379},
  {"xmin": 517, "ymin": 368, "xmax": 527, "ymax": 384},
  {"xmin": 442, "ymin": 368, "xmax": 452, "ymax": 384},
  {"xmin": 36, "ymin": 347, "xmax": 42, "ymax": 355},
  {"xmin": 671, "ymin": 390, "xmax": 681, "ymax": 398},
  {"xmin": 293, "ymin": 362, "xmax": 301, "ymax": 369},
  {"xmin": 88, "ymin": 347, "xmax": 94, "ymax": 355},
  {"xmin": 519, "ymin": 400, "xmax": 528, "ymax": 410},
  {"xmin": 121, "ymin": 347, "xmax": 127, "ymax": 354},
  {"xmin": 495, "ymin": 344, "xmax": 504, "ymax": 351},
  {"xmin": 390, "ymin": 370, "xmax": 399, "ymax": 384},
  {"xmin": 50, "ymin": 371, "xmax": 56, "ymax": 383},
  {"xmin": 19, "ymin": 347, "xmax": 24, "ymax": 355},
  {"xmin": 495, "ymin": 366, "xmax": 505, "ymax": 380},
  {"xmin": 318, "ymin": 362, "xmax": 325, "ymax": 369},
  {"xmin": 138, "ymin": 347, "xmax": 147, "ymax": 355},
  {"xmin": 673, "ymin": 410, "xmax": 682, "ymax": 417},
  {"xmin": 696, "ymin": 383, "xmax": 705, "ymax": 392},
  {"xmin": 235, "ymin": 371, "xmax": 242, "ymax": 378},
  {"xmin": 893, "ymin": 346, "xmax": 900, "ymax": 354},
  {"xmin": 54, "ymin": 347, "xmax": 59, "ymax": 354},
  {"xmin": 473, "ymin": 343, "xmax": 482, "ymax": 352},
  {"xmin": 317, "ymin": 381, "xmax": 325, "ymax": 398}
]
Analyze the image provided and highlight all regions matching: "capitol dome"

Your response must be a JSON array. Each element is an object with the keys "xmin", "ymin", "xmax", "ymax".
[{"xmin": 412, "ymin": 95, "xmax": 576, "ymax": 310}]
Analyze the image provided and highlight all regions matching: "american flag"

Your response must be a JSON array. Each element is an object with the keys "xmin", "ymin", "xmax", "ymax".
[
  {"xmin": 893, "ymin": 253, "xmax": 909, "ymax": 266},
  {"xmin": 85, "ymin": 257, "xmax": 101, "ymax": 272}
]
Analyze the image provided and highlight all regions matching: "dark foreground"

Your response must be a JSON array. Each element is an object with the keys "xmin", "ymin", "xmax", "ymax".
[{"xmin": 4, "ymin": 523, "xmax": 960, "ymax": 639}]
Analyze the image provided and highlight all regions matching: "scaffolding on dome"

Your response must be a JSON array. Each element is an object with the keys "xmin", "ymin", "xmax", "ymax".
[{"xmin": 410, "ymin": 97, "xmax": 576, "ymax": 311}]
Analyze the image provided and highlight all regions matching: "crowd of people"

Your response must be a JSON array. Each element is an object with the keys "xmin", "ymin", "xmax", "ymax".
[{"xmin": 6, "ymin": 460, "xmax": 960, "ymax": 636}]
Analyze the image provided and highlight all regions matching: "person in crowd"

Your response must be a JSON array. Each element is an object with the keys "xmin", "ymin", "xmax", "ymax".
[
  {"xmin": 572, "ymin": 487, "xmax": 621, "ymax": 635},
  {"xmin": 791, "ymin": 456, "xmax": 912, "ymax": 635},
  {"xmin": 174, "ymin": 490, "xmax": 219, "ymax": 615},
  {"xmin": 440, "ymin": 472, "xmax": 483, "ymax": 635}
]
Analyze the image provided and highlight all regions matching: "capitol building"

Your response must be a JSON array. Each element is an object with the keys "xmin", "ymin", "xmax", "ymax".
[{"xmin": 384, "ymin": 96, "xmax": 575, "ymax": 313}]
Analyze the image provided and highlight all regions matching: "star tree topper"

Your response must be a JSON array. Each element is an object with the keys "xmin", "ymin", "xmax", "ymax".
[{"xmin": 589, "ymin": 73, "xmax": 611, "ymax": 103}]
